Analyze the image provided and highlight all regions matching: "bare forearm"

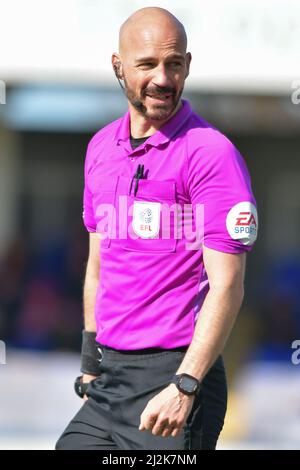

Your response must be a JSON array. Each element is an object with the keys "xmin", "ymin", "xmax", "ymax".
[
  {"xmin": 176, "ymin": 285, "xmax": 244, "ymax": 381},
  {"xmin": 83, "ymin": 264, "xmax": 99, "ymax": 332}
]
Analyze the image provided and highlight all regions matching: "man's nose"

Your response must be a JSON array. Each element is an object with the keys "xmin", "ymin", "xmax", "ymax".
[{"xmin": 152, "ymin": 65, "xmax": 172, "ymax": 88}]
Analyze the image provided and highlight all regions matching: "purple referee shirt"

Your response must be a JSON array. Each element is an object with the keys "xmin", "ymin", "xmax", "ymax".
[{"xmin": 82, "ymin": 99, "xmax": 258, "ymax": 349}]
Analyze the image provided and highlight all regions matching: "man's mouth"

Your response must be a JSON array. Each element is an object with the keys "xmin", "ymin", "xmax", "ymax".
[{"xmin": 145, "ymin": 93, "xmax": 173, "ymax": 102}]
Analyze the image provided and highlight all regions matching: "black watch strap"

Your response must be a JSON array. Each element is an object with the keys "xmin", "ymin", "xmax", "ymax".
[{"xmin": 74, "ymin": 375, "xmax": 89, "ymax": 399}]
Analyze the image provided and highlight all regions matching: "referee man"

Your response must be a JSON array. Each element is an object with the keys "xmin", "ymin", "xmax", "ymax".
[{"xmin": 55, "ymin": 6, "xmax": 258, "ymax": 450}]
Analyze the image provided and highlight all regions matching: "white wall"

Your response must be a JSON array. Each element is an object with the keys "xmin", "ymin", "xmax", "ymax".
[{"xmin": 0, "ymin": 0, "xmax": 299, "ymax": 93}]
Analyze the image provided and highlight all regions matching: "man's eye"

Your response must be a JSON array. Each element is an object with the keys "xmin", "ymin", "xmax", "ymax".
[{"xmin": 138, "ymin": 63, "xmax": 154, "ymax": 68}]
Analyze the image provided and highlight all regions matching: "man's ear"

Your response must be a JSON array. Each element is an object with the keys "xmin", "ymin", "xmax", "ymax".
[
  {"xmin": 112, "ymin": 53, "xmax": 123, "ymax": 79},
  {"xmin": 185, "ymin": 52, "xmax": 192, "ymax": 79}
]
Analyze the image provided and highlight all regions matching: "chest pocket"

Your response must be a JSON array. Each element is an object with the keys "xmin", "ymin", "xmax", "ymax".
[
  {"xmin": 89, "ymin": 174, "xmax": 118, "ymax": 249},
  {"xmin": 116, "ymin": 176, "xmax": 178, "ymax": 253}
]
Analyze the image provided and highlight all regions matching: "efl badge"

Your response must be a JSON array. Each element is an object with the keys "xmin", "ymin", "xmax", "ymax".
[
  {"xmin": 226, "ymin": 201, "xmax": 258, "ymax": 245},
  {"xmin": 132, "ymin": 201, "xmax": 161, "ymax": 238}
]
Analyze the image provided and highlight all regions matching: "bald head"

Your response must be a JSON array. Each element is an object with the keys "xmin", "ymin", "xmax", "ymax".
[
  {"xmin": 112, "ymin": 7, "xmax": 191, "ymax": 124},
  {"xmin": 119, "ymin": 7, "xmax": 187, "ymax": 57}
]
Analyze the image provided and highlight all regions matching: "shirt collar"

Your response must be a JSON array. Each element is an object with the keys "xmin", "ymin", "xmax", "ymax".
[{"xmin": 114, "ymin": 98, "xmax": 193, "ymax": 148}]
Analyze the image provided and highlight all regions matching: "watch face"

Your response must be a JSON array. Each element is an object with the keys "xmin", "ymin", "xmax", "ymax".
[{"xmin": 179, "ymin": 375, "xmax": 197, "ymax": 393}]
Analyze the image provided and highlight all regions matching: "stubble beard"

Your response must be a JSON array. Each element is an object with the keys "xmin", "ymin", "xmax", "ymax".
[{"xmin": 124, "ymin": 79, "xmax": 183, "ymax": 122}]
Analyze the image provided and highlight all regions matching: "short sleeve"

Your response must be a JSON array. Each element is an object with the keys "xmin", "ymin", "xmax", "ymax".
[
  {"xmin": 82, "ymin": 139, "xmax": 97, "ymax": 233},
  {"xmin": 187, "ymin": 136, "xmax": 258, "ymax": 254}
]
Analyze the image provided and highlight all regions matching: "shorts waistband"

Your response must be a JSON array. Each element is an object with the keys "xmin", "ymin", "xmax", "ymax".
[{"xmin": 97, "ymin": 343, "xmax": 189, "ymax": 358}]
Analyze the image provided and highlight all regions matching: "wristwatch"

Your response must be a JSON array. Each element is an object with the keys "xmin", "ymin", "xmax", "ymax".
[
  {"xmin": 171, "ymin": 373, "xmax": 201, "ymax": 397},
  {"xmin": 74, "ymin": 375, "xmax": 89, "ymax": 399}
]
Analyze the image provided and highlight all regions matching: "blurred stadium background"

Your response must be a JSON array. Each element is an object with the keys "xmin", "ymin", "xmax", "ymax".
[{"xmin": 0, "ymin": 0, "xmax": 300, "ymax": 450}]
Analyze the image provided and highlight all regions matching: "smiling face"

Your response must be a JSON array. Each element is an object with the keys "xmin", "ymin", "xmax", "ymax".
[{"xmin": 112, "ymin": 8, "xmax": 191, "ymax": 122}]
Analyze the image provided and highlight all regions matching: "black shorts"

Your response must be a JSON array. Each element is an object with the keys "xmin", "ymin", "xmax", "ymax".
[{"xmin": 55, "ymin": 345, "xmax": 227, "ymax": 450}]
